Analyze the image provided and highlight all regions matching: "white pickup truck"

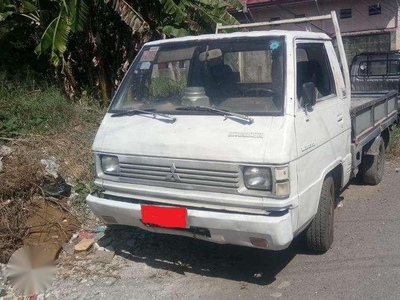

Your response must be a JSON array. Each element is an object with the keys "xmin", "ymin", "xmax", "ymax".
[{"xmin": 87, "ymin": 12, "xmax": 398, "ymax": 253}]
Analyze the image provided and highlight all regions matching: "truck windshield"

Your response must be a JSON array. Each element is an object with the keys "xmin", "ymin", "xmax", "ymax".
[{"xmin": 110, "ymin": 37, "xmax": 285, "ymax": 115}]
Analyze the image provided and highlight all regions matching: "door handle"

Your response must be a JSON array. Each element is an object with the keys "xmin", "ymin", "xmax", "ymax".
[{"xmin": 337, "ymin": 114, "xmax": 343, "ymax": 122}]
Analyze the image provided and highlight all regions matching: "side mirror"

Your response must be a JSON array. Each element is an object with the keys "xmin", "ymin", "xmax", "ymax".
[{"xmin": 302, "ymin": 82, "xmax": 316, "ymax": 107}]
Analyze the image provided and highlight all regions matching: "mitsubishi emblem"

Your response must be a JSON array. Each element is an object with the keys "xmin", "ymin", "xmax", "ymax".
[{"xmin": 166, "ymin": 163, "xmax": 181, "ymax": 182}]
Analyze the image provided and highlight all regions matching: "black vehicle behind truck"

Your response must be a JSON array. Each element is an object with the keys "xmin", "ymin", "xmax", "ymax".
[
  {"xmin": 350, "ymin": 51, "xmax": 400, "ymax": 113},
  {"xmin": 351, "ymin": 51, "xmax": 400, "ymax": 92}
]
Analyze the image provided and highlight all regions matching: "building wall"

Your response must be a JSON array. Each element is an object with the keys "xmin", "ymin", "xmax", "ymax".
[
  {"xmin": 247, "ymin": 0, "xmax": 399, "ymax": 63},
  {"xmin": 251, "ymin": 0, "xmax": 398, "ymax": 34}
]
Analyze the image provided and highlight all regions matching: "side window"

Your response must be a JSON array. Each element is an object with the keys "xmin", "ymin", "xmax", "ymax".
[
  {"xmin": 369, "ymin": 61, "xmax": 387, "ymax": 76},
  {"xmin": 388, "ymin": 60, "xmax": 400, "ymax": 75},
  {"xmin": 296, "ymin": 43, "xmax": 336, "ymax": 105}
]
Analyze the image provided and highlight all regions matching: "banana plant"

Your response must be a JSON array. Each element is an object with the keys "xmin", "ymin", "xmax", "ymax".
[
  {"xmin": 34, "ymin": 0, "xmax": 90, "ymax": 66},
  {"xmin": 106, "ymin": 0, "xmax": 242, "ymax": 39},
  {"xmin": 161, "ymin": 0, "xmax": 242, "ymax": 37}
]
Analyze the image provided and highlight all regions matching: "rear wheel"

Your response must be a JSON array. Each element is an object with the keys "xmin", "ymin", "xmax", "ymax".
[
  {"xmin": 306, "ymin": 176, "xmax": 335, "ymax": 253},
  {"xmin": 361, "ymin": 138, "xmax": 385, "ymax": 185}
]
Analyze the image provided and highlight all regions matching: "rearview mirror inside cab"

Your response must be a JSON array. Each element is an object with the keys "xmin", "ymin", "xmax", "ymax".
[
  {"xmin": 199, "ymin": 49, "xmax": 223, "ymax": 62},
  {"xmin": 302, "ymin": 82, "xmax": 317, "ymax": 107}
]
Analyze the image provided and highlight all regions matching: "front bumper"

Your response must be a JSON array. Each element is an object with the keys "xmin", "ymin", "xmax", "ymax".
[{"xmin": 87, "ymin": 194, "xmax": 296, "ymax": 250}]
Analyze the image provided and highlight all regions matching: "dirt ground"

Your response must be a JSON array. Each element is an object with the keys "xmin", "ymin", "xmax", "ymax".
[{"xmin": 1, "ymin": 159, "xmax": 398, "ymax": 300}]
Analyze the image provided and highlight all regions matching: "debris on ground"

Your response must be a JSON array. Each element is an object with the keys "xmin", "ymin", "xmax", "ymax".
[
  {"xmin": 62, "ymin": 243, "xmax": 75, "ymax": 256},
  {"xmin": 337, "ymin": 202, "xmax": 344, "ymax": 208},
  {"xmin": 78, "ymin": 230, "xmax": 96, "ymax": 239},
  {"xmin": 74, "ymin": 238, "xmax": 95, "ymax": 251},
  {"xmin": 0, "ymin": 145, "xmax": 13, "ymax": 157},
  {"xmin": 40, "ymin": 157, "xmax": 60, "ymax": 179},
  {"xmin": 93, "ymin": 247, "xmax": 115, "ymax": 264},
  {"xmin": 0, "ymin": 286, "xmax": 5, "ymax": 297},
  {"xmin": 42, "ymin": 177, "xmax": 72, "ymax": 198},
  {"xmin": 0, "ymin": 145, "xmax": 13, "ymax": 173},
  {"xmin": 96, "ymin": 226, "xmax": 107, "ymax": 232}
]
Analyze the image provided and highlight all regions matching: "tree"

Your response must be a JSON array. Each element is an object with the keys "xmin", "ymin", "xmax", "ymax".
[{"xmin": 0, "ymin": 0, "xmax": 242, "ymax": 103}]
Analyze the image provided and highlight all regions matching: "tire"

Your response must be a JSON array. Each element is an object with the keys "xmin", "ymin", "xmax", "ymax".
[
  {"xmin": 306, "ymin": 176, "xmax": 335, "ymax": 253},
  {"xmin": 361, "ymin": 138, "xmax": 385, "ymax": 185}
]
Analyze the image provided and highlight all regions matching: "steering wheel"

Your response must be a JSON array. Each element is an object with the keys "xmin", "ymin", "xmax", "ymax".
[{"xmin": 243, "ymin": 88, "xmax": 275, "ymax": 97}]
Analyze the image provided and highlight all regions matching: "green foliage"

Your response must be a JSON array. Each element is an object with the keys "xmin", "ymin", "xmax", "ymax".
[
  {"xmin": 149, "ymin": 77, "xmax": 186, "ymax": 99},
  {"xmin": 0, "ymin": 0, "xmax": 242, "ymax": 103},
  {"xmin": 0, "ymin": 72, "xmax": 73, "ymax": 136},
  {"xmin": 36, "ymin": 13, "xmax": 72, "ymax": 66},
  {"xmin": 74, "ymin": 181, "xmax": 98, "ymax": 198},
  {"xmin": 389, "ymin": 125, "xmax": 400, "ymax": 153},
  {"xmin": 159, "ymin": 0, "xmax": 243, "ymax": 37}
]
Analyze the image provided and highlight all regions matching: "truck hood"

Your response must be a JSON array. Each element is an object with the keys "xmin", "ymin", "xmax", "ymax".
[{"xmin": 93, "ymin": 113, "xmax": 295, "ymax": 164}]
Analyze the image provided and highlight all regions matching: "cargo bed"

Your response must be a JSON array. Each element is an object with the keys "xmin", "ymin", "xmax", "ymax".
[{"xmin": 350, "ymin": 90, "xmax": 399, "ymax": 168}]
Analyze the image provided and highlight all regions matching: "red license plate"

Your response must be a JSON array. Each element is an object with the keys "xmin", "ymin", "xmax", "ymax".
[{"xmin": 141, "ymin": 205, "xmax": 187, "ymax": 228}]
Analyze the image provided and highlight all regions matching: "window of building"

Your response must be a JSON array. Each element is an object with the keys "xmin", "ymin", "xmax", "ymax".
[
  {"xmin": 340, "ymin": 8, "xmax": 352, "ymax": 19},
  {"xmin": 270, "ymin": 16, "xmax": 281, "ymax": 26},
  {"xmin": 369, "ymin": 4, "xmax": 382, "ymax": 16},
  {"xmin": 296, "ymin": 43, "xmax": 336, "ymax": 105}
]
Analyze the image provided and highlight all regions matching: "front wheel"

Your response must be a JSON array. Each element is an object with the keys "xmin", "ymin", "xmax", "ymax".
[{"xmin": 306, "ymin": 176, "xmax": 335, "ymax": 253}]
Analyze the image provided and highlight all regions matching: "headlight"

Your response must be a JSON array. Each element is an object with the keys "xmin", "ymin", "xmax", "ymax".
[
  {"xmin": 101, "ymin": 155, "xmax": 120, "ymax": 175},
  {"xmin": 242, "ymin": 165, "xmax": 290, "ymax": 197},
  {"xmin": 243, "ymin": 167, "xmax": 272, "ymax": 190}
]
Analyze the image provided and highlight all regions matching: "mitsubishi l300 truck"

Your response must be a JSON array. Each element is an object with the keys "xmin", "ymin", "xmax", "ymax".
[{"xmin": 87, "ymin": 12, "xmax": 399, "ymax": 253}]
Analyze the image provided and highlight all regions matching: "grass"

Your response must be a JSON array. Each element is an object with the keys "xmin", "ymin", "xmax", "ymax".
[
  {"xmin": 0, "ymin": 72, "xmax": 73, "ymax": 137},
  {"xmin": 0, "ymin": 71, "xmax": 104, "ymax": 226},
  {"xmin": 389, "ymin": 124, "xmax": 400, "ymax": 157}
]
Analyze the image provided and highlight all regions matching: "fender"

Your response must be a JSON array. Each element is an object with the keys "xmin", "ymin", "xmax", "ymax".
[{"xmin": 364, "ymin": 136, "xmax": 382, "ymax": 156}]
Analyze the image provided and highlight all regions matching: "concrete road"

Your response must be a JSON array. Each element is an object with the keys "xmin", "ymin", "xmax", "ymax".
[{"xmin": 47, "ymin": 161, "xmax": 400, "ymax": 300}]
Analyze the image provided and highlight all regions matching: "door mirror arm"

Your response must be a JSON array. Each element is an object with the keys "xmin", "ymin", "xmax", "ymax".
[{"xmin": 302, "ymin": 82, "xmax": 317, "ymax": 107}]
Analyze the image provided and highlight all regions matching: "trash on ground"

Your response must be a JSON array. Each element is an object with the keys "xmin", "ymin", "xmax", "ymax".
[
  {"xmin": 96, "ymin": 225, "xmax": 107, "ymax": 232},
  {"xmin": 0, "ymin": 145, "xmax": 13, "ymax": 157},
  {"xmin": 42, "ymin": 177, "xmax": 71, "ymax": 198},
  {"xmin": 337, "ymin": 202, "xmax": 344, "ymax": 208},
  {"xmin": 0, "ymin": 287, "xmax": 5, "ymax": 297},
  {"xmin": 78, "ymin": 230, "xmax": 95, "ymax": 239},
  {"xmin": 74, "ymin": 238, "xmax": 95, "ymax": 251},
  {"xmin": 95, "ymin": 232, "xmax": 105, "ymax": 241},
  {"xmin": 40, "ymin": 157, "xmax": 60, "ymax": 179}
]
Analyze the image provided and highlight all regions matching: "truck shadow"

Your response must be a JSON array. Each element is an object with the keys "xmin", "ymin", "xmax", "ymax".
[{"xmin": 105, "ymin": 226, "xmax": 309, "ymax": 286}]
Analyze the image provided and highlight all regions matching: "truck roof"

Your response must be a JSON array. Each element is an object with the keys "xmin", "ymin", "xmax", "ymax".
[{"xmin": 145, "ymin": 30, "xmax": 331, "ymax": 46}]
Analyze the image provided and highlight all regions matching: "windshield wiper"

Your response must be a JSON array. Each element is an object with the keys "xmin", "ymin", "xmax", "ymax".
[
  {"xmin": 176, "ymin": 106, "xmax": 253, "ymax": 124},
  {"xmin": 111, "ymin": 109, "xmax": 177, "ymax": 122}
]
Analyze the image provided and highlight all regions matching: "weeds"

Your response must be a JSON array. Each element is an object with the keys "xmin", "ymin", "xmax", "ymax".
[
  {"xmin": 0, "ymin": 72, "xmax": 73, "ymax": 137},
  {"xmin": 389, "ymin": 125, "xmax": 400, "ymax": 156}
]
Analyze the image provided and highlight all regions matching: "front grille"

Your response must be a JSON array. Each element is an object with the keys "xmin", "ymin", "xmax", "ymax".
[{"xmin": 119, "ymin": 162, "xmax": 240, "ymax": 189}]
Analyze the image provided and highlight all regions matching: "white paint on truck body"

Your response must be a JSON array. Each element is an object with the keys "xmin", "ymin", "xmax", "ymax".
[{"xmin": 87, "ymin": 27, "xmax": 361, "ymax": 250}]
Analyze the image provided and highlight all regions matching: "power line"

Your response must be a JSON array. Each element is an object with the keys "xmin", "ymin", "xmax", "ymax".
[{"xmin": 352, "ymin": 5, "xmax": 380, "ymax": 30}]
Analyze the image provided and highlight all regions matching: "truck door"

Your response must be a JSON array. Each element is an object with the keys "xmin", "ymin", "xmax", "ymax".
[{"xmin": 294, "ymin": 41, "xmax": 350, "ymax": 227}]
